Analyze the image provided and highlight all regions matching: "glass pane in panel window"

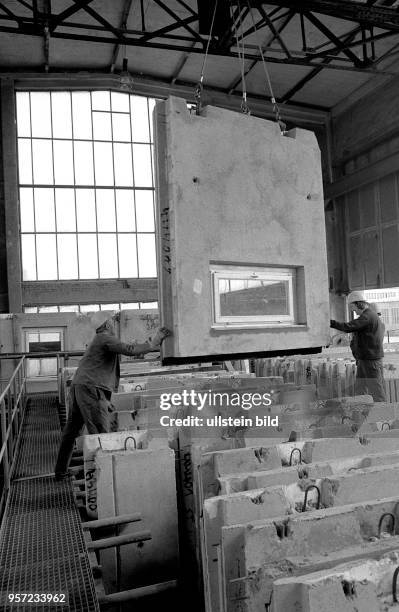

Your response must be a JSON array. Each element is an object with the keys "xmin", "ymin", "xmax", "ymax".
[
  {"xmin": 27, "ymin": 359, "xmax": 40, "ymax": 378},
  {"xmin": 133, "ymin": 144, "xmax": 152, "ymax": 187},
  {"xmin": 140, "ymin": 302, "xmax": 158, "ymax": 309},
  {"xmin": 96, "ymin": 189, "xmax": 116, "ymax": 231},
  {"xmin": 98, "ymin": 233, "xmax": 118, "ymax": 278},
  {"xmin": 55, "ymin": 188, "xmax": 76, "ymax": 232},
  {"xmin": 121, "ymin": 303, "xmax": 139, "ymax": 309},
  {"xmin": 76, "ymin": 189, "xmax": 96, "ymax": 231},
  {"xmin": 72, "ymin": 92, "xmax": 92, "ymax": 139},
  {"xmin": 130, "ymin": 96, "xmax": 150, "ymax": 142},
  {"xmin": 137, "ymin": 233, "xmax": 156, "ymax": 277},
  {"xmin": 118, "ymin": 234, "xmax": 138, "ymax": 277},
  {"xmin": 24, "ymin": 307, "xmax": 38, "ymax": 313},
  {"xmin": 18, "ymin": 139, "xmax": 33, "ymax": 184},
  {"xmin": 59, "ymin": 305, "xmax": 79, "ymax": 312},
  {"xmin": 58, "ymin": 234, "xmax": 78, "ymax": 279},
  {"xmin": 31, "ymin": 92, "xmax": 52, "ymax": 137},
  {"xmin": 116, "ymin": 190, "xmax": 135, "ymax": 231},
  {"xmin": 37, "ymin": 308, "xmax": 59, "ymax": 314},
  {"xmin": 36, "ymin": 234, "xmax": 57, "ymax": 279},
  {"xmin": 21, "ymin": 234, "xmax": 36, "ymax": 280},
  {"xmin": 16, "ymin": 92, "xmax": 31, "ymax": 137},
  {"xmin": 135, "ymin": 190, "xmax": 154, "ymax": 232},
  {"xmin": 80, "ymin": 304, "xmax": 100, "ymax": 312},
  {"xmin": 100, "ymin": 303, "xmax": 119, "ymax": 310},
  {"xmin": 112, "ymin": 113, "xmax": 131, "ymax": 142},
  {"xmin": 53, "ymin": 140, "xmax": 74, "ymax": 184},
  {"xmin": 93, "ymin": 112, "xmax": 112, "ymax": 141},
  {"xmin": 51, "ymin": 92, "xmax": 72, "ymax": 138},
  {"xmin": 74, "ymin": 141, "xmax": 94, "ymax": 185},
  {"xmin": 32, "ymin": 139, "xmax": 53, "ymax": 184},
  {"xmin": 92, "ymin": 91, "xmax": 110, "ymax": 111},
  {"xmin": 94, "ymin": 142, "xmax": 114, "ymax": 186},
  {"xmin": 219, "ymin": 279, "xmax": 290, "ymax": 317},
  {"xmin": 114, "ymin": 143, "xmax": 133, "ymax": 186},
  {"xmin": 34, "ymin": 188, "xmax": 55, "ymax": 232},
  {"xmin": 111, "ymin": 91, "xmax": 129, "ymax": 112},
  {"xmin": 78, "ymin": 234, "xmax": 98, "ymax": 278},
  {"xmin": 20, "ymin": 188, "xmax": 35, "ymax": 232}
]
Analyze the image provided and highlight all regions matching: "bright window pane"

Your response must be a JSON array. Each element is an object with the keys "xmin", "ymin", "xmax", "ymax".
[
  {"xmin": 18, "ymin": 139, "xmax": 33, "ymax": 184},
  {"xmin": 100, "ymin": 303, "xmax": 119, "ymax": 310},
  {"xmin": 24, "ymin": 307, "xmax": 38, "ymax": 313},
  {"xmin": 94, "ymin": 142, "xmax": 114, "ymax": 185},
  {"xmin": 133, "ymin": 144, "xmax": 152, "ymax": 187},
  {"xmin": 112, "ymin": 113, "xmax": 131, "ymax": 142},
  {"xmin": 135, "ymin": 190, "xmax": 154, "ymax": 231},
  {"xmin": 21, "ymin": 234, "xmax": 36, "ymax": 280},
  {"xmin": 31, "ymin": 92, "xmax": 51, "ymax": 137},
  {"xmin": 116, "ymin": 190, "xmax": 135, "ymax": 231},
  {"xmin": 16, "ymin": 92, "xmax": 31, "ymax": 137},
  {"xmin": 96, "ymin": 189, "xmax": 116, "ymax": 231},
  {"xmin": 80, "ymin": 304, "xmax": 100, "ymax": 312},
  {"xmin": 111, "ymin": 92, "xmax": 129, "ymax": 112},
  {"xmin": 74, "ymin": 141, "xmax": 94, "ymax": 185},
  {"xmin": 78, "ymin": 234, "xmax": 98, "ymax": 278},
  {"xmin": 121, "ymin": 303, "xmax": 139, "ymax": 309},
  {"xmin": 118, "ymin": 234, "xmax": 138, "ymax": 277},
  {"xmin": 93, "ymin": 112, "xmax": 112, "ymax": 141},
  {"xmin": 137, "ymin": 234, "xmax": 156, "ymax": 277},
  {"xmin": 131, "ymin": 96, "xmax": 150, "ymax": 142},
  {"xmin": 72, "ymin": 92, "xmax": 92, "ymax": 139},
  {"xmin": 58, "ymin": 234, "xmax": 78, "ymax": 279},
  {"xmin": 98, "ymin": 234, "xmax": 118, "ymax": 278},
  {"xmin": 36, "ymin": 234, "xmax": 57, "ymax": 279},
  {"xmin": 59, "ymin": 305, "xmax": 79, "ymax": 312},
  {"xmin": 38, "ymin": 307, "xmax": 58, "ymax": 314},
  {"xmin": 55, "ymin": 188, "xmax": 76, "ymax": 232},
  {"xmin": 76, "ymin": 189, "xmax": 96, "ymax": 231},
  {"xmin": 20, "ymin": 188, "xmax": 35, "ymax": 232},
  {"xmin": 114, "ymin": 143, "xmax": 133, "ymax": 186},
  {"xmin": 32, "ymin": 140, "xmax": 53, "ymax": 184},
  {"xmin": 34, "ymin": 188, "xmax": 55, "ymax": 232},
  {"xmin": 53, "ymin": 140, "xmax": 74, "ymax": 184},
  {"xmin": 51, "ymin": 92, "xmax": 72, "ymax": 138},
  {"xmin": 92, "ymin": 91, "xmax": 110, "ymax": 111},
  {"xmin": 148, "ymin": 98, "xmax": 156, "ymax": 141},
  {"xmin": 141, "ymin": 302, "xmax": 158, "ymax": 309}
]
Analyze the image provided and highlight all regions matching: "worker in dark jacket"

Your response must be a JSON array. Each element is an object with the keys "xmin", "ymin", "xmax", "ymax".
[
  {"xmin": 330, "ymin": 291, "xmax": 386, "ymax": 401},
  {"xmin": 54, "ymin": 313, "xmax": 171, "ymax": 480}
]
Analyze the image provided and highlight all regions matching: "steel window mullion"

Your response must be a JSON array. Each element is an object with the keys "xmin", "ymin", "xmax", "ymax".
[
  {"xmin": 129, "ymin": 94, "xmax": 139, "ymax": 280},
  {"xmin": 147, "ymin": 98, "xmax": 156, "ymax": 256},
  {"xmin": 70, "ymin": 91, "xmax": 80, "ymax": 281},
  {"xmin": 90, "ymin": 91, "xmax": 100, "ymax": 280},
  {"xmin": 49, "ymin": 92, "xmax": 59, "ymax": 281},
  {"xmin": 28, "ymin": 92, "xmax": 39, "ymax": 282},
  {"xmin": 110, "ymin": 93, "xmax": 120, "ymax": 279}
]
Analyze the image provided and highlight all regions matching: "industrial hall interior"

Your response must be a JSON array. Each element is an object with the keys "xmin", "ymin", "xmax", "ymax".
[{"xmin": 4, "ymin": 1, "xmax": 399, "ymax": 611}]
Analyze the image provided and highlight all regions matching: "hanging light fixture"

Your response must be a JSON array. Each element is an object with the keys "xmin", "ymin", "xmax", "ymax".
[{"xmin": 120, "ymin": 56, "xmax": 134, "ymax": 91}]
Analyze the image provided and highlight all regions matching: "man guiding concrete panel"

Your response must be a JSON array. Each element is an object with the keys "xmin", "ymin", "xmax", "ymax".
[
  {"xmin": 330, "ymin": 291, "xmax": 386, "ymax": 401},
  {"xmin": 54, "ymin": 312, "xmax": 171, "ymax": 480}
]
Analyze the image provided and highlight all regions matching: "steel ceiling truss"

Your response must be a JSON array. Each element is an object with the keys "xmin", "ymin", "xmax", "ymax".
[{"xmin": 1, "ymin": 0, "xmax": 399, "ymax": 103}]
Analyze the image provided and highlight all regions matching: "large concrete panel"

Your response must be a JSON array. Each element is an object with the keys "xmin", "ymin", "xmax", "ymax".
[{"xmin": 154, "ymin": 97, "xmax": 330, "ymax": 362}]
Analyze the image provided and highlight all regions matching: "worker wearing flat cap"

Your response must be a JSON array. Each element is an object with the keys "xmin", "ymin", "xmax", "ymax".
[
  {"xmin": 54, "ymin": 313, "xmax": 171, "ymax": 480},
  {"xmin": 330, "ymin": 291, "xmax": 386, "ymax": 402}
]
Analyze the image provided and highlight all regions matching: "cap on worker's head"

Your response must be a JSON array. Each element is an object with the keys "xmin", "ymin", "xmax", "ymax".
[
  {"xmin": 91, "ymin": 311, "xmax": 118, "ymax": 332},
  {"xmin": 347, "ymin": 290, "xmax": 366, "ymax": 304}
]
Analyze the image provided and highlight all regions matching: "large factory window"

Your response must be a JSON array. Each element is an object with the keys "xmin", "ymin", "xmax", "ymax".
[{"xmin": 16, "ymin": 91, "xmax": 157, "ymax": 281}]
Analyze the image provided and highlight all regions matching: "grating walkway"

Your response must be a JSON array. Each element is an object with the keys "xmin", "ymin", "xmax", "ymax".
[{"xmin": 0, "ymin": 395, "xmax": 100, "ymax": 611}]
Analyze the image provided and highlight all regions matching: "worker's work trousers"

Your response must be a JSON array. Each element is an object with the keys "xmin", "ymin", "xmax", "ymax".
[
  {"xmin": 54, "ymin": 384, "xmax": 116, "ymax": 476},
  {"xmin": 355, "ymin": 359, "xmax": 386, "ymax": 402}
]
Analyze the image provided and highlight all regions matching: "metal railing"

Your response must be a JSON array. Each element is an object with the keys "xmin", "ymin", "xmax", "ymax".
[{"xmin": 0, "ymin": 357, "xmax": 27, "ymax": 518}]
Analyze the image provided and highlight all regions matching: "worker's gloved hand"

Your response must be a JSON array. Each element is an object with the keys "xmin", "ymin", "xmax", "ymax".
[
  {"xmin": 330, "ymin": 319, "xmax": 337, "ymax": 328},
  {"xmin": 149, "ymin": 326, "xmax": 172, "ymax": 349}
]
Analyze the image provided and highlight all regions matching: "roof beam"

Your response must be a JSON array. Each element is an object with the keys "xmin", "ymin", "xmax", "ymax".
[
  {"xmin": 245, "ymin": 0, "xmax": 399, "ymax": 31},
  {"xmin": 304, "ymin": 11, "xmax": 365, "ymax": 66}
]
